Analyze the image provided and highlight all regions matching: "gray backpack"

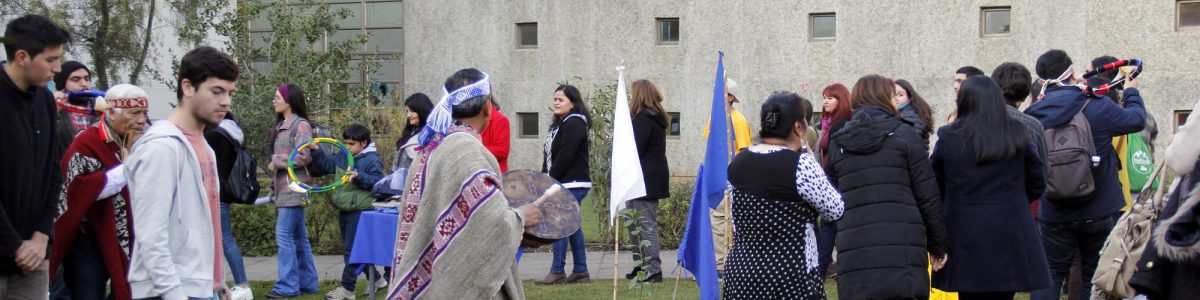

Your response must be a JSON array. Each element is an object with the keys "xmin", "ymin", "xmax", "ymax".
[{"xmin": 1043, "ymin": 98, "xmax": 1098, "ymax": 200}]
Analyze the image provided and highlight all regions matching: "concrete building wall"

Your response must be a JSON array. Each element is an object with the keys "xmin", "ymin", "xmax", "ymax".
[{"xmin": 402, "ymin": 0, "xmax": 1200, "ymax": 176}]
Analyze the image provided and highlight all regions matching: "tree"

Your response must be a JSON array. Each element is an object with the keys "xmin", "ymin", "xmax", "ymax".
[{"xmin": 4, "ymin": 0, "xmax": 159, "ymax": 88}]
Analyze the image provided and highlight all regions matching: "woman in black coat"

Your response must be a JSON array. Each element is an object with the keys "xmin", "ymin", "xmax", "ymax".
[
  {"xmin": 827, "ymin": 75, "xmax": 948, "ymax": 300},
  {"xmin": 623, "ymin": 79, "xmax": 671, "ymax": 282},
  {"xmin": 930, "ymin": 77, "xmax": 1050, "ymax": 299}
]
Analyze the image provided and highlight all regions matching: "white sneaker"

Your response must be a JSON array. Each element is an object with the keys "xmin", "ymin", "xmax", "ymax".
[
  {"xmin": 230, "ymin": 286, "xmax": 254, "ymax": 300},
  {"xmin": 325, "ymin": 286, "xmax": 356, "ymax": 300},
  {"xmin": 375, "ymin": 278, "xmax": 388, "ymax": 290}
]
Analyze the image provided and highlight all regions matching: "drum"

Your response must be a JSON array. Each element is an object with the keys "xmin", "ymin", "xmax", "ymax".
[{"xmin": 502, "ymin": 169, "xmax": 582, "ymax": 247}]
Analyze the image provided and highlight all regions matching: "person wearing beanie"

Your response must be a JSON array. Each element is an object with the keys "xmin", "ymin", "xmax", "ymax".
[{"xmin": 54, "ymin": 61, "xmax": 102, "ymax": 155}]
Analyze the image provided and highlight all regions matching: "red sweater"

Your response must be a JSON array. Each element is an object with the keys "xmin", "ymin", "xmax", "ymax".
[{"xmin": 481, "ymin": 105, "xmax": 511, "ymax": 172}]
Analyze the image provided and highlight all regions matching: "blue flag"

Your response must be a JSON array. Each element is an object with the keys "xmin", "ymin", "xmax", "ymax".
[
  {"xmin": 677, "ymin": 165, "xmax": 720, "ymax": 300},
  {"xmin": 701, "ymin": 52, "xmax": 729, "ymax": 209}
]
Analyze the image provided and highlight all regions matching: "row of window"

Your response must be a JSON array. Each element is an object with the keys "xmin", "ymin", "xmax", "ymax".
[
  {"xmin": 516, "ymin": 112, "xmax": 682, "ymax": 138},
  {"xmin": 514, "ymin": 2, "xmax": 1200, "ymax": 47}
]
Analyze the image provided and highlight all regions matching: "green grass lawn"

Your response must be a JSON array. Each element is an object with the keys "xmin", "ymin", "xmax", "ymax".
[{"xmin": 248, "ymin": 279, "xmax": 1037, "ymax": 299}]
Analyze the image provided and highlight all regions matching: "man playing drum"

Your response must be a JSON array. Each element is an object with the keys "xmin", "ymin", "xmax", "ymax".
[{"xmin": 387, "ymin": 68, "xmax": 542, "ymax": 300}]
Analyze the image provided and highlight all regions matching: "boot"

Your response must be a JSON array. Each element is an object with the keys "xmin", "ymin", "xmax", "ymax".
[
  {"xmin": 564, "ymin": 272, "xmax": 591, "ymax": 284},
  {"xmin": 624, "ymin": 267, "xmax": 642, "ymax": 280},
  {"xmin": 534, "ymin": 273, "xmax": 566, "ymax": 285}
]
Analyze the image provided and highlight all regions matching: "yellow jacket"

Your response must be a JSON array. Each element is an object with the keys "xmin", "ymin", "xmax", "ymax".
[{"xmin": 704, "ymin": 108, "xmax": 753, "ymax": 154}]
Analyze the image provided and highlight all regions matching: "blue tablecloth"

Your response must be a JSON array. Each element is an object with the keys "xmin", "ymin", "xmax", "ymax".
[
  {"xmin": 349, "ymin": 211, "xmax": 398, "ymax": 266},
  {"xmin": 349, "ymin": 209, "xmax": 526, "ymax": 267}
]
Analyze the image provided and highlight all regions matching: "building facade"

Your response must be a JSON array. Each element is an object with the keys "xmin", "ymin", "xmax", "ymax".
[{"xmin": 402, "ymin": 0, "xmax": 1200, "ymax": 176}]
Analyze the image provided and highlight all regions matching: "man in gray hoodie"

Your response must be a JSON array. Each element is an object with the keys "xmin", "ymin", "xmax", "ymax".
[{"xmin": 126, "ymin": 46, "xmax": 238, "ymax": 300}]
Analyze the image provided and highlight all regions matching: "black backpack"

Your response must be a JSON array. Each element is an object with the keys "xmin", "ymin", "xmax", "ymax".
[
  {"xmin": 215, "ymin": 128, "xmax": 261, "ymax": 204},
  {"xmin": 288, "ymin": 117, "xmax": 339, "ymax": 177},
  {"xmin": 1043, "ymin": 98, "xmax": 1098, "ymax": 201}
]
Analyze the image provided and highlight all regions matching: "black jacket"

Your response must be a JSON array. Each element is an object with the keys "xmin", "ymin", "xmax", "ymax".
[
  {"xmin": 0, "ymin": 65, "xmax": 63, "ymax": 275},
  {"xmin": 826, "ymin": 105, "xmax": 948, "ymax": 300},
  {"xmin": 204, "ymin": 121, "xmax": 241, "ymax": 204},
  {"xmin": 930, "ymin": 128, "xmax": 1051, "ymax": 292},
  {"xmin": 633, "ymin": 110, "xmax": 670, "ymax": 200},
  {"xmin": 543, "ymin": 114, "xmax": 591, "ymax": 185}
]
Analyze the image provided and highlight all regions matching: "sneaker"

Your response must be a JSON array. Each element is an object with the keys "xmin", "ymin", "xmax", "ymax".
[
  {"xmin": 374, "ymin": 278, "xmax": 388, "ymax": 290},
  {"xmin": 324, "ymin": 287, "xmax": 356, "ymax": 300},
  {"xmin": 230, "ymin": 286, "xmax": 254, "ymax": 300},
  {"xmin": 264, "ymin": 290, "xmax": 297, "ymax": 299}
]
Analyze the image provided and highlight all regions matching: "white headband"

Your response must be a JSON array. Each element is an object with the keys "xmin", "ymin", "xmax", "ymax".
[{"xmin": 417, "ymin": 71, "xmax": 491, "ymax": 146}]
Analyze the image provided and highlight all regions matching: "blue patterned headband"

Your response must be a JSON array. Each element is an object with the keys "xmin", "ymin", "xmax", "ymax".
[{"xmin": 417, "ymin": 71, "xmax": 491, "ymax": 146}]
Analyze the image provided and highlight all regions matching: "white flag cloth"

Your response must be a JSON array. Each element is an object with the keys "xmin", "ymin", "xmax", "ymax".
[{"xmin": 609, "ymin": 65, "xmax": 648, "ymax": 225}]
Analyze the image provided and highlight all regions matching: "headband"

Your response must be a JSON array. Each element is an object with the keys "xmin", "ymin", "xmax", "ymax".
[
  {"xmin": 1037, "ymin": 65, "xmax": 1075, "ymax": 100},
  {"xmin": 417, "ymin": 71, "xmax": 492, "ymax": 146},
  {"xmin": 107, "ymin": 97, "xmax": 148, "ymax": 109},
  {"xmin": 278, "ymin": 84, "xmax": 289, "ymax": 103}
]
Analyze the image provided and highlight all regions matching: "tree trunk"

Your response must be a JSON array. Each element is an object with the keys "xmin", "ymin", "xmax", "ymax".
[
  {"xmin": 129, "ymin": 0, "xmax": 156, "ymax": 86},
  {"xmin": 93, "ymin": 0, "xmax": 112, "ymax": 90}
]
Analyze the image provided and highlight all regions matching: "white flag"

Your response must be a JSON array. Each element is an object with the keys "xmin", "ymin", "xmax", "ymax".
[{"xmin": 609, "ymin": 65, "xmax": 647, "ymax": 225}]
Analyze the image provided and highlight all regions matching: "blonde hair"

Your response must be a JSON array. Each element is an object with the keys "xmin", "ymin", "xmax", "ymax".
[{"xmin": 629, "ymin": 79, "xmax": 670, "ymax": 127}]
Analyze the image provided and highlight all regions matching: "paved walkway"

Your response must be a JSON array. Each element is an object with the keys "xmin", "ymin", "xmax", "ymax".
[{"xmin": 235, "ymin": 250, "xmax": 681, "ymax": 282}]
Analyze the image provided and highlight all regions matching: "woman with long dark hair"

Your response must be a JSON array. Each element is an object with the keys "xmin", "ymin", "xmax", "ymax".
[
  {"xmin": 723, "ymin": 92, "xmax": 843, "ymax": 299},
  {"xmin": 623, "ymin": 79, "xmax": 671, "ymax": 282},
  {"xmin": 535, "ymin": 84, "xmax": 594, "ymax": 285},
  {"xmin": 930, "ymin": 76, "xmax": 1049, "ymax": 300},
  {"xmin": 265, "ymin": 83, "xmax": 320, "ymax": 298},
  {"xmin": 393, "ymin": 93, "xmax": 434, "ymax": 171},
  {"xmin": 828, "ymin": 75, "xmax": 948, "ymax": 300},
  {"xmin": 894, "ymin": 79, "xmax": 935, "ymax": 143}
]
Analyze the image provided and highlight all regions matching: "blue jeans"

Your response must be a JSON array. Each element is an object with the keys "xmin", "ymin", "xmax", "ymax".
[
  {"xmin": 64, "ymin": 226, "xmax": 109, "ymax": 299},
  {"xmin": 272, "ymin": 207, "xmax": 319, "ymax": 296},
  {"xmin": 550, "ymin": 188, "xmax": 590, "ymax": 274},
  {"xmin": 339, "ymin": 210, "xmax": 381, "ymax": 291},
  {"xmin": 220, "ymin": 203, "xmax": 248, "ymax": 285},
  {"xmin": 817, "ymin": 219, "xmax": 837, "ymax": 278},
  {"xmin": 1031, "ymin": 213, "xmax": 1120, "ymax": 300}
]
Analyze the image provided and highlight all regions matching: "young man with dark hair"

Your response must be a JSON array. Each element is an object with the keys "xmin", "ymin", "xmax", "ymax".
[
  {"xmin": 0, "ymin": 14, "xmax": 70, "ymax": 296},
  {"xmin": 991, "ymin": 62, "xmax": 1048, "ymax": 171},
  {"xmin": 1025, "ymin": 49, "xmax": 1147, "ymax": 300},
  {"xmin": 127, "ymin": 46, "xmax": 239, "ymax": 300},
  {"xmin": 954, "ymin": 65, "xmax": 986, "ymax": 94}
]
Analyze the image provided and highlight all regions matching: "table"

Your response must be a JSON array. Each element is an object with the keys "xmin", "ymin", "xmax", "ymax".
[{"xmin": 349, "ymin": 210, "xmax": 398, "ymax": 300}]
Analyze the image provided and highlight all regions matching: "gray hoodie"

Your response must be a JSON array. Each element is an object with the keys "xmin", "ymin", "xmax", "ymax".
[{"xmin": 125, "ymin": 121, "xmax": 217, "ymax": 300}]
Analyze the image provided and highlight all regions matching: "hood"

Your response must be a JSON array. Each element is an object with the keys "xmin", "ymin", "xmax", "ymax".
[
  {"xmin": 217, "ymin": 119, "xmax": 244, "ymax": 144},
  {"xmin": 640, "ymin": 109, "xmax": 668, "ymax": 128},
  {"xmin": 355, "ymin": 142, "xmax": 379, "ymax": 159},
  {"xmin": 1024, "ymin": 86, "xmax": 1097, "ymax": 129},
  {"xmin": 832, "ymin": 105, "xmax": 904, "ymax": 154},
  {"xmin": 132, "ymin": 121, "xmax": 188, "ymax": 150},
  {"xmin": 1153, "ymin": 184, "xmax": 1200, "ymax": 261}
]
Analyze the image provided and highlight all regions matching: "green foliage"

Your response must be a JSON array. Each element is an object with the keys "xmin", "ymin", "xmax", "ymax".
[
  {"xmin": 10, "ymin": 0, "xmax": 179, "ymax": 88},
  {"xmin": 587, "ymin": 83, "xmax": 617, "ymax": 243},
  {"xmin": 620, "ymin": 208, "xmax": 653, "ymax": 298}
]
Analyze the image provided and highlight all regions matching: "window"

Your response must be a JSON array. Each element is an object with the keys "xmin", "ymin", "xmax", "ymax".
[
  {"xmin": 810, "ymin": 13, "xmax": 836, "ymax": 40},
  {"xmin": 981, "ymin": 7, "xmax": 1011, "ymax": 36},
  {"xmin": 517, "ymin": 22, "xmax": 538, "ymax": 48},
  {"xmin": 1180, "ymin": 1, "xmax": 1200, "ymax": 30},
  {"xmin": 519, "ymin": 113, "xmax": 540, "ymax": 138},
  {"xmin": 1177, "ymin": 110, "xmax": 1193, "ymax": 130},
  {"xmin": 657, "ymin": 18, "xmax": 680, "ymax": 44},
  {"xmin": 669, "ymin": 112, "xmax": 681, "ymax": 136}
]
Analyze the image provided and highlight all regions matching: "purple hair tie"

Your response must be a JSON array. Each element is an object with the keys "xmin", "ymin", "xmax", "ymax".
[{"xmin": 278, "ymin": 84, "xmax": 289, "ymax": 103}]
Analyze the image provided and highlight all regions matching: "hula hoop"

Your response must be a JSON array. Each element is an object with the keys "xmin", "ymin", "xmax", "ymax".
[
  {"xmin": 287, "ymin": 137, "xmax": 354, "ymax": 193},
  {"xmin": 1081, "ymin": 58, "xmax": 1143, "ymax": 96}
]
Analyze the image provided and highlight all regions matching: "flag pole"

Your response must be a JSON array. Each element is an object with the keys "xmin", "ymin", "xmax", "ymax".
[{"xmin": 613, "ymin": 222, "xmax": 620, "ymax": 300}]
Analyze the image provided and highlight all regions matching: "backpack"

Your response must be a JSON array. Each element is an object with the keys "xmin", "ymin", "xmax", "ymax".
[
  {"xmin": 288, "ymin": 117, "xmax": 339, "ymax": 177},
  {"xmin": 215, "ymin": 128, "xmax": 261, "ymax": 204},
  {"xmin": 1043, "ymin": 98, "xmax": 1098, "ymax": 201}
]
